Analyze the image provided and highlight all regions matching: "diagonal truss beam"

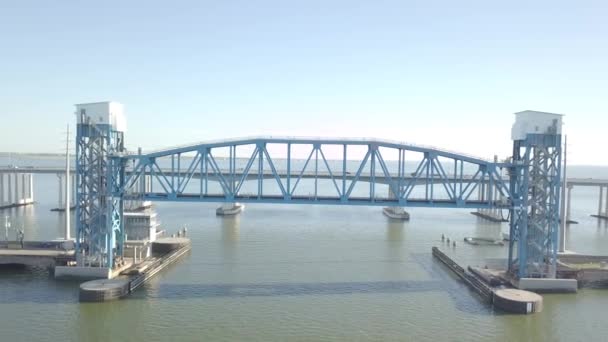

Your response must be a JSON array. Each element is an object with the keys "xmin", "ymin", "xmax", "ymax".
[{"xmin": 115, "ymin": 139, "xmax": 513, "ymax": 209}]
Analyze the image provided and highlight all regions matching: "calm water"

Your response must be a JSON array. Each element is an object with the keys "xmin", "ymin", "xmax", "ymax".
[{"xmin": 1, "ymin": 156, "xmax": 608, "ymax": 341}]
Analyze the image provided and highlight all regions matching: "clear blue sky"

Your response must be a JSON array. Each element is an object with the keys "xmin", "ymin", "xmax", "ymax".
[{"xmin": 1, "ymin": 1, "xmax": 606, "ymax": 164}]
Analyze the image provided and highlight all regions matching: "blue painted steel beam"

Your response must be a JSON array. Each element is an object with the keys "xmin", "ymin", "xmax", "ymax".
[
  {"xmin": 116, "ymin": 139, "xmax": 514, "ymax": 212},
  {"xmin": 134, "ymin": 193, "xmax": 508, "ymax": 209},
  {"xmin": 140, "ymin": 137, "xmax": 510, "ymax": 166}
]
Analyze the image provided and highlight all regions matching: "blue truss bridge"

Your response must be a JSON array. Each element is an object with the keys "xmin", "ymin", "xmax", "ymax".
[
  {"xmin": 118, "ymin": 136, "xmax": 511, "ymax": 209},
  {"xmin": 74, "ymin": 102, "xmax": 563, "ymax": 280}
]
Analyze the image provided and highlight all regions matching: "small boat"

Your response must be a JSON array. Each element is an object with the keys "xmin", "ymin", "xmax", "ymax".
[
  {"xmin": 463, "ymin": 237, "xmax": 504, "ymax": 246},
  {"xmin": 383, "ymin": 207, "xmax": 410, "ymax": 220},
  {"xmin": 502, "ymin": 232, "xmax": 510, "ymax": 241}
]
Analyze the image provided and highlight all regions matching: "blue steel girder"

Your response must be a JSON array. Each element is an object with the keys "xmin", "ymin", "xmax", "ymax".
[{"xmin": 113, "ymin": 137, "xmax": 513, "ymax": 210}]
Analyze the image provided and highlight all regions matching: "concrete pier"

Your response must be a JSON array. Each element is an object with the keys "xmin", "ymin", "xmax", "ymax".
[
  {"xmin": 472, "ymin": 167, "xmax": 507, "ymax": 222},
  {"xmin": 216, "ymin": 203, "xmax": 244, "ymax": 216},
  {"xmin": 51, "ymin": 173, "xmax": 76, "ymax": 211},
  {"xmin": 558, "ymin": 179, "xmax": 608, "ymax": 222},
  {"xmin": 471, "ymin": 210, "xmax": 508, "ymax": 222},
  {"xmin": 79, "ymin": 279, "xmax": 131, "ymax": 302},
  {"xmin": 493, "ymin": 289, "xmax": 543, "ymax": 314},
  {"xmin": 591, "ymin": 185, "xmax": 608, "ymax": 220},
  {"xmin": 0, "ymin": 173, "xmax": 3, "ymax": 204},
  {"xmin": 0, "ymin": 172, "xmax": 34, "ymax": 210},
  {"xmin": 432, "ymin": 247, "xmax": 543, "ymax": 314},
  {"xmin": 565, "ymin": 184, "xmax": 576, "ymax": 223},
  {"xmin": 515, "ymin": 277, "xmax": 577, "ymax": 293},
  {"xmin": 382, "ymin": 188, "xmax": 409, "ymax": 220},
  {"xmin": 78, "ymin": 237, "xmax": 191, "ymax": 302}
]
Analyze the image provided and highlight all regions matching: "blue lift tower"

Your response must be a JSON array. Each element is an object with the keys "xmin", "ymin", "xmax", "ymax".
[
  {"xmin": 508, "ymin": 111, "xmax": 563, "ymax": 278},
  {"xmin": 75, "ymin": 102, "xmax": 127, "ymax": 268}
]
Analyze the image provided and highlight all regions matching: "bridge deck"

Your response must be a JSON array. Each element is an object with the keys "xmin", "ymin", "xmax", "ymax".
[
  {"xmin": 2, "ymin": 167, "xmax": 606, "ymax": 187},
  {"xmin": 137, "ymin": 193, "xmax": 509, "ymax": 208}
]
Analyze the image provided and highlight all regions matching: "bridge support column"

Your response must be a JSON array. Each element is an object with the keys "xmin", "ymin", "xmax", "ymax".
[
  {"xmin": 592, "ymin": 185, "xmax": 608, "ymax": 220},
  {"xmin": 25, "ymin": 174, "xmax": 30, "ymax": 202},
  {"xmin": 7, "ymin": 174, "xmax": 12, "ymax": 207},
  {"xmin": 124, "ymin": 175, "xmax": 152, "ymax": 211},
  {"xmin": 566, "ymin": 185, "xmax": 573, "ymax": 222},
  {"xmin": 382, "ymin": 188, "xmax": 409, "ymax": 220},
  {"xmin": 21, "ymin": 174, "xmax": 25, "ymax": 203},
  {"xmin": 19, "ymin": 173, "xmax": 33, "ymax": 205},
  {"xmin": 599, "ymin": 186, "xmax": 604, "ymax": 216},
  {"xmin": 0, "ymin": 173, "xmax": 4, "ymax": 205},
  {"xmin": 13, "ymin": 173, "xmax": 19, "ymax": 204},
  {"xmin": 0, "ymin": 172, "xmax": 35, "ymax": 209},
  {"xmin": 30, "ymin": 174, "xmax": 34, "ymax": 202},
  {"xmin": 473, "ymin": 178, "xmax": 505, "ymax": 222},
  {"xmin": 57, "ymin": 174, "xmax": 63, "ymax": 209},
  {"xmin": 216, "ymin": 180, "xmax": 244, "ymax": 216},
  {"xmin": 605, "ymin": 185, "xmax": 608, "ymax": 218},
  {"xmin": 216, "ymin": 203, "xmax": 244, "ymax": 216}
]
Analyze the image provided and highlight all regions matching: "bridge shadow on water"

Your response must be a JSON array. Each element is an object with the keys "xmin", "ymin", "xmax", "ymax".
[
  {"xmin": 409, "ymin": 252, "xmax": 499, "ymax": 316},
  {"xmin": 143, "ymin": 280, "xmax": 445, "ymax": 299},
  {"xmin": 0, "ymin": 254, "xmax": 500, "ymax": 316},
  {"xmin": 127, "ymin": 253, "xmax": 496, "ymax": 316}
]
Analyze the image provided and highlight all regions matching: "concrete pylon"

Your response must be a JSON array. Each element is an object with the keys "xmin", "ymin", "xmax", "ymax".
[
  {"xmin": 605, "ymin": 186, "xmax": 608, "ymax": 217},
  {"xmin": 57, "ymin": 174, "xmax": 63, "ymax": 209},
  {"xmin": 593, "ymin": 185, "xmax": 608, "ymax": 220},
  {"xmin": 30, "ymin": 174, "xmax": 34, "ymax": 202},
  {"xmin": 7, "ymin": 174, "xmax": 12, "ymax": 205},
  {"xmin": 21, "ymin": 174, "xmax": 26, "ymax": 203},
  {"xmin": 382, "ymin": 187, "xmax": 409, "ymax": 220},
  {"xmin": 216, "ymin": 181, "xmax": 244, "ymax": 216},
  {"xmin": 599, "ymin": 187, "xmax": 604, "ymax": 217},
  {"xmin": 13, "ymin": 173, "xmax": 19, "ymax": 204},
  {"xmin": 566, "ymin": 185, "xmax": 573, "ymax": 222},
  {"xmin": 473, "ymin": 181, "xmax": 505, "ymax": 222},
  {"xmin": 0, "ymin": 173, "xmax": 4, "ymax": 205}
]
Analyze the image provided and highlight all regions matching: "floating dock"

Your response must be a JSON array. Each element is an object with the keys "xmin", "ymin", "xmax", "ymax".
[
  {"xmin": 79, "ymin": 237, "xmax": 191, "ymax": 302},
  {"xmin": 432, "ymin": 247, "xmax": 543, "ymax": 314}
]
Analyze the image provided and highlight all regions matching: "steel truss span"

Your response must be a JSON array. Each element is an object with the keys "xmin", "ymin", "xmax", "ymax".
[{"xmin": 113, "ymin": 137, "xmax": 512, "ymax": 209}]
